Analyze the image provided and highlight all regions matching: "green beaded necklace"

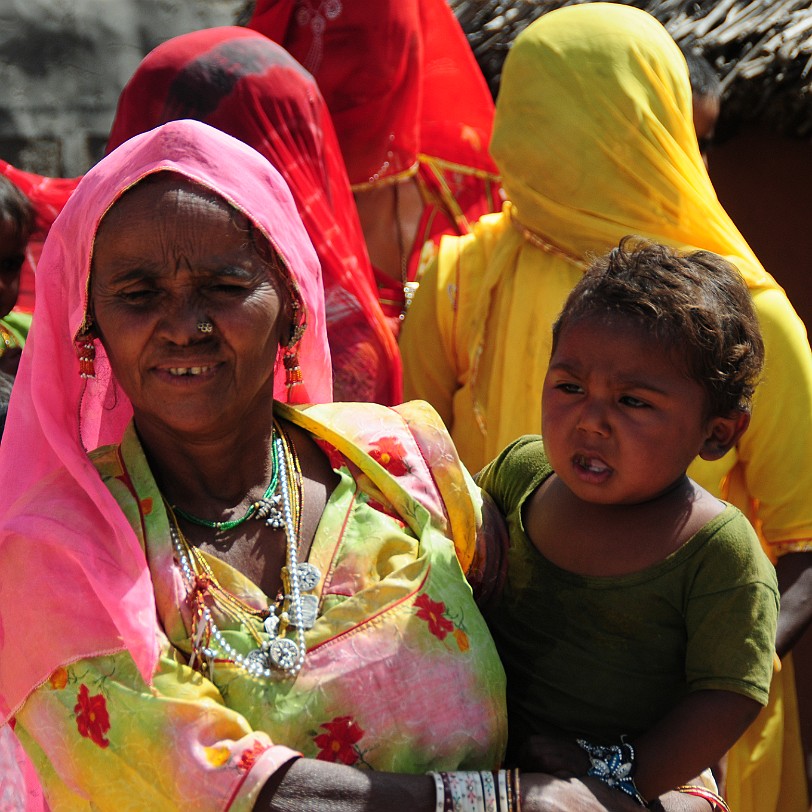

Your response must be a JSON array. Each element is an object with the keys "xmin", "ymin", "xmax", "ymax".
[{"xmin": 172, "ymin": 432, "xmax": 280, "ymax": 531}]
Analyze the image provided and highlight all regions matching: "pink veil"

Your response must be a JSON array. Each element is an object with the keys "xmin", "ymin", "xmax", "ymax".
[{"xmin": 0, "ymin": 120, "xmax": 331, "ymax": 720}]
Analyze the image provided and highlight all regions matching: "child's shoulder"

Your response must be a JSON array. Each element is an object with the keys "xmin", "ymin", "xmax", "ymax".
[
  {"xmin": 476, "ymin": 435, "xmax": 549, "ymax": 483},
  {"xmin": 692, "ymin": 498, "xmax": 777, "ymax": 583},
  {"xmin": 475, "ymin": 435, "xmax": 551, "ymax": 515}
]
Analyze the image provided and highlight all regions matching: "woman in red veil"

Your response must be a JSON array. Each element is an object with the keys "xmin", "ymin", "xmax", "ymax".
[{"xmin": 248, "ymin": 0, "xmax": 502, "ymax": 331}]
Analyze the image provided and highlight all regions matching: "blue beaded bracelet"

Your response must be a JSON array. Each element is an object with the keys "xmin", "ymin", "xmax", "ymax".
[{"xmin": 576, "ymin": 737, "xmax": 648, "ymax": 806}]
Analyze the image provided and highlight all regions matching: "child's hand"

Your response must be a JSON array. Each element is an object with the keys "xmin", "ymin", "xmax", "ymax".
[{"xmin": 516, "ymin": 731, "xmax": 591, "ymax": 777}]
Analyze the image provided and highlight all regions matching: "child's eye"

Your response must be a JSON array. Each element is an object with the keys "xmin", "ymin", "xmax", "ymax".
[
  {"xmin": 620, "ymin": 395, "xmax": 648, "ymax": 408},
  {"xmin": 555, "ymin": 382, "xmax": 583, "ymax": 395}
]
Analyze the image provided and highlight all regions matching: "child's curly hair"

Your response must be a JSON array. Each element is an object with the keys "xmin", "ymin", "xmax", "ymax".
[{"xmin": 552, "ymin": 237, "xmax": 765, "ymax": 416}]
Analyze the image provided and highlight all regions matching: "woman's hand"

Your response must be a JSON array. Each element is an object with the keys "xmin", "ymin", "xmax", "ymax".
[
  {"xmin": 523, "ymin": 774, "xmax": 715, "ymax": 812},
  {"xmin": 522, "ymin": 774, "xmax": 642, "ymax": 812}
]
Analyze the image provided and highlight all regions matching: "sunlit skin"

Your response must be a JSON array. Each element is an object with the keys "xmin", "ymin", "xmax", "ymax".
[
  {"xmin": 90, "ymin": 175, "xmax": 288, "ymax": 448},
  {"xmin": 531, "ymin": 314, "xmax": 748, "ymax": 576}
]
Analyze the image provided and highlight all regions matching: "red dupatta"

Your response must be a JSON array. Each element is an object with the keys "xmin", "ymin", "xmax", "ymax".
[
  {"xmin": 248, "ymin": 0, "xmax": 502, "ymax": 318},
  {"xmin": 106, "ymin": 26, "xmax": 401, "ymax": 404}
]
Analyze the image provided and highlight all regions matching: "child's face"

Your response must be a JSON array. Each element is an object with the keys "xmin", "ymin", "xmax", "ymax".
[
  {"xmin": 0, "ymin": 216, "xmax": 25, "ymax": 318},
  {"xmin": 541, "ymin": 315, "xmax": 717, "ymax": 506}
]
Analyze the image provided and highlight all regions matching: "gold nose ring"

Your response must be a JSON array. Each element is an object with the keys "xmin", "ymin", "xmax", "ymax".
[{"xmin": 197, "ymin": 322, "xmax": 214, "ymax": 334}]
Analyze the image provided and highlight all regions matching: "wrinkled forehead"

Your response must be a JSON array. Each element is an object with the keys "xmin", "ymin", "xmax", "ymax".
[
  {"xmin": 89, "ymin": 171, "xmax": 282, "ymax": 287},
  {"xmin": 95, "ymin": 171, "xmax": 239, "ymax": 236}
]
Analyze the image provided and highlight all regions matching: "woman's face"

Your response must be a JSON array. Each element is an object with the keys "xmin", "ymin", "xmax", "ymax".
[{"xmin": 90, "ymin": 174, "xmax": 288, "ymax": 442}]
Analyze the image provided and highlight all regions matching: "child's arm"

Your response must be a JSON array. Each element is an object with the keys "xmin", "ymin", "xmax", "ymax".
[{"xmin": 629, "ymin": 689, "xmax": 760, "ymax": 801}]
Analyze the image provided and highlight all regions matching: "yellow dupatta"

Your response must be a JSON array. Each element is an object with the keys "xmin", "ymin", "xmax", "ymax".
[
  {"xmin": 458, "ymin": 6, "xmax": 805, "ymax": 809},
  {"xmin": 460, "ymin": 2, "xmax": 780, "ymax": 469}
]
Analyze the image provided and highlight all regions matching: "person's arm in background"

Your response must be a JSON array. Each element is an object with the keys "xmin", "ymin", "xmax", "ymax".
[
  {"xmin": 739, "ymin": 289, "xmax": 812, "ymax": 792},
  {"xmin": 736, "ymin": 289, "xmax": 812, "ymax": 651}
]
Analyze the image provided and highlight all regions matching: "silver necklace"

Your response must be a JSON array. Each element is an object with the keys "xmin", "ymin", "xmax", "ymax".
[{"xmin": 168, "ymin": 432, "xmax": 321, "ymax": 680}]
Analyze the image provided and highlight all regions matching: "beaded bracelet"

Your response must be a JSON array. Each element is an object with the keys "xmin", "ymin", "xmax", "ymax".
[
  {"xmin": 429, "ymin": 769, "xmax": 521, "ymax": 811},
  {"xmin": 675, "ymin": 785, "xmax": 731, "ymax": 812},
  {"xmin": 576, "ymin": 737, "xmax": 648, "ymax": 806}
]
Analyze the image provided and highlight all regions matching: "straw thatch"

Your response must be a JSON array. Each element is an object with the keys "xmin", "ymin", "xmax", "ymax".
[{"xmin": 451, "ymin": 0, "xmax": 812, "ymax": 139}]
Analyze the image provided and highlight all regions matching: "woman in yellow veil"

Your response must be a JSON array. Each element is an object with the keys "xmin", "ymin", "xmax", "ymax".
[{"xmin": 401, "ymin": 5, "xmax": 812, "ymax": 810}]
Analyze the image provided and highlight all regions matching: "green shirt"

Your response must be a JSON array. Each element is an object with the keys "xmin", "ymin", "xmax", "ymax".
[{"xmin": 477, "ymin": 436, "xmax": 779, "ymax": 748}]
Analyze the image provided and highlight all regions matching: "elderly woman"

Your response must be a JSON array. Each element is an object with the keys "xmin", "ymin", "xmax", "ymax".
[
  {"xmin": 0, "ymin": 119, "xmax": 703, "ymax": 811},
  {"xmin": 106, "ymin": 26, "xmax": 401, "ymax": 405},
  {"xmin": 401, "ymin": 5, "xmax": 812, "ymax": 811}
]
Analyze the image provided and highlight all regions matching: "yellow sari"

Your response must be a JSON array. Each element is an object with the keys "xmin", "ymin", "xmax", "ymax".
[{"xmin": 401, "ymin": 4, "xmax": 811, "ymax": 808}]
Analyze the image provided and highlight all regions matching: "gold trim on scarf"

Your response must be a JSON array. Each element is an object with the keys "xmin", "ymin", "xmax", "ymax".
[{"xmin": 507, "ymin": 203, "xmax": 587, "ymax": 270}]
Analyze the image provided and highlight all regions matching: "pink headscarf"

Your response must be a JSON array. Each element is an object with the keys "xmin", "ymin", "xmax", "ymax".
[{"xmin": 0, "ymin": 119, "xmax": 331, "ymax": 721}]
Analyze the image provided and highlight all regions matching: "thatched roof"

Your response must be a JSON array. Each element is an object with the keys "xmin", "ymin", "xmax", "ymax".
[{"xmin": 451, "ymin": 0, "xmax": 812, "ymax": 140}]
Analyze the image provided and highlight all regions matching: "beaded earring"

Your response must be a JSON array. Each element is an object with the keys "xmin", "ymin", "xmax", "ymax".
[
  {"xmin": 283, "ymin": 303, "xmax": 305, "ymax": 391},
  {"xmin": 75, "ymin": 320, "xmax": 97, "ymax": 380},
  {"xmin": 283, "ymin": 345, "xmax": 303, "ymax": 390}
]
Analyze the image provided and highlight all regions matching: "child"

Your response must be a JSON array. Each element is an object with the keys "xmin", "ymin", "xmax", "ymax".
[
  {"xmin": 0, "ymin": 174, "xmax": 34, "ymax": 376},
  {"xmin": 477, "ymin": 238, "xmax": 779, "ymax": 806}
]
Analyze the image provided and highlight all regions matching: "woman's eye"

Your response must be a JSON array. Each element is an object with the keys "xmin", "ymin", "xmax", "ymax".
[
  {"xmin": 211, "ymin": 283, "xmax": 246, "ymax": 293},
  {"xmin": 119, "ymin": 288, "xmax": 157, "ymax": 303}
]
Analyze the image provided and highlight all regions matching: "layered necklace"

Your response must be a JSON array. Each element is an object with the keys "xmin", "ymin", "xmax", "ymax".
[{"xmin": 166, "ymin": 421, "xmax": 321, "ymax": 680}]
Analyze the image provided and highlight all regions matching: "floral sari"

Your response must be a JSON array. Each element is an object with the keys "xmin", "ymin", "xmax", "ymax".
[{"xmin": 13, "ymin": 401, "xmax": 506, "ymax": 810}]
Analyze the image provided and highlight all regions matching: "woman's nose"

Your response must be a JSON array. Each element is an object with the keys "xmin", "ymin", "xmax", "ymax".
[{"xmin": 155, "ymin": 294, "xmax": 211, "ymax": 343}]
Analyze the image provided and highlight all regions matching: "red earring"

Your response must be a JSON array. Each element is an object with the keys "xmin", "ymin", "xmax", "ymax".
[
  {"xmin": 75, "ymin": 336, "xmax": 96, "ymax": 379},
  {"xmin": 283, "ymin": 344, "xmax": 303, "ymax": 389}
]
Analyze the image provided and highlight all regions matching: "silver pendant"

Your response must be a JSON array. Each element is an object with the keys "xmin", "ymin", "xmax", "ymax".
[
  {"xmin": 245, "ymin": 648, "xmax": 269, "ymax": 670},
  {"xmin": 296, "ymin": 562, "xmax": 321, "ymax": 591},
  {"xmin": 254, "ymin": 495, "xmax": 284, "ymax": 529},
  {"xmin": 289, "ymin": 594, "xmax": 319, "ymax": 629},
  {"xmin": 268, "ymin": 637, "xmax": 299, "ymax": 670}
]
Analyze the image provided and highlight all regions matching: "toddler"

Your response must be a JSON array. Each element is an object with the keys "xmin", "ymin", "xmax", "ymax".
[{"xmin": 477, "ymin": 238, "xmax": 778, "ymax": 806}]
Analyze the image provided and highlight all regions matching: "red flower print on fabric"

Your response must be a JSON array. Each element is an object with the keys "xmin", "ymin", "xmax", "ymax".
[
  {"xmin": 369, "ymin": 437, "xmax": 411, "ymax": 476},
  {"xmin": 74, "ymin": 684, "xmax": 110, "ymax": 748},
  {"xmin": 315, "ymin": 439, "xmax": 347, "ymax": 471},
  {"xmin": 314, "ymin": 715, "xmax": 364, "ymax": 765},
  {"xmin": 415, "ymin": 593, "xmax": 455, "ymax": 641},
  {"xmin": 237, "ymin": 740, "xmax": 269, "ymax": 773},
  {"xmin": 366, "ymin": 497, "xmax": 405, "ymax": 525}
]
